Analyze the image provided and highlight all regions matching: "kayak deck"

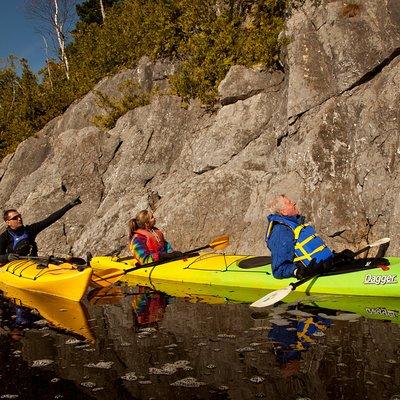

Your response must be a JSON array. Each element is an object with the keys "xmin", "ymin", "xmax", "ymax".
[
  {"xmin": 0, "ymin": 260, "xmax": 92, "ymax": 302},
  {"xmin": 90, "ymin": 253, "xmax": 400, "ymax": 298}
]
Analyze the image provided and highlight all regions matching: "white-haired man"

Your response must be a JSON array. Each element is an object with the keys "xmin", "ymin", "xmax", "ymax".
[{"xmin": 265, "ymin": 195, "xmax": 338, "ymax": 279}]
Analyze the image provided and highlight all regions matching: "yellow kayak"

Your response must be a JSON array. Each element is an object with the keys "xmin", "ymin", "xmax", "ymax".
[
  {"xmin": 0, "ymin": 259, "xmax": 92, "ymax": 302},
  {"xmin": 0, "ymin": 280, "xmax": 94, "ymax": 342}
]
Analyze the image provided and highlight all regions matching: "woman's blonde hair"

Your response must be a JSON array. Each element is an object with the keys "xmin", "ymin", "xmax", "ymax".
[{"xmin": 128, "ymin": 210, "xmax": 152, "ymax": 240}]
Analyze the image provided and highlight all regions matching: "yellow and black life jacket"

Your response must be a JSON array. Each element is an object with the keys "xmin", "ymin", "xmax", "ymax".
[{"xmin": 266, "ymin": 215, "xmax": 333, "ymax": 267}]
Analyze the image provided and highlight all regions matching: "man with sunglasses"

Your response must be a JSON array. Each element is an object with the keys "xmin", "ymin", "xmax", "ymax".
[{"xmin": 0, "ymin": 197, "xmax": 82, "ymax": 263}]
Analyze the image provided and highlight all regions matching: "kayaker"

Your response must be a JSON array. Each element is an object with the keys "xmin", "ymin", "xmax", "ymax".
[
  {"xmin": 128, "ymin": 209, "xmax": 182, "ymax": 265},
  {"xmin": 0, "ymin": 197, "xmax": 82, "ymax": 263},
  {"xmin": 265, "ymin": 194, "xmax": 353, "ymax": 279}
]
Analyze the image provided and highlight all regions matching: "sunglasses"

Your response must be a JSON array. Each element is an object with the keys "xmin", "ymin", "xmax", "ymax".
[{"xmin": 7, "ymin": 214, "xmax": 22, "ymax": 221}]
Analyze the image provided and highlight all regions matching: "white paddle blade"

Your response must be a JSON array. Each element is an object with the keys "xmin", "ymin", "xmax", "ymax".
[
  {"xmin": 370, "ymin": 237, "xmax": 390, "ymax": 247},
  {"xmin": 250, "ymin": 286, "xmax": 293, "ymax": 309}
]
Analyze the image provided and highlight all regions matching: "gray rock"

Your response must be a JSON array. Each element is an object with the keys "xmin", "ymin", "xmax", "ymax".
[
  {"xmin": 52, "ymin": 58, "xmax": 178, "ymax": 135},
  {"xmin": 54, "ymin": 69, "xmax": 136, "ymax": 133},
  {"xmin": 286, "ymin": 0, "xmax": 400, "ymax": 117},
  {"xmin": 218, "ymin": 65, "xmax": 284, "ymax": 105}
]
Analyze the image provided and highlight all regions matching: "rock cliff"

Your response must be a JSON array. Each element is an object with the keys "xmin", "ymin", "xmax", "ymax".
[{"xmin": 0, "ymin": 0, "xmax": 399, "ymax": 257}]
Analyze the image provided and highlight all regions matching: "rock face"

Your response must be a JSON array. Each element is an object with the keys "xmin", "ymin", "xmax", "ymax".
[{"xmin": 0, "ymin": 0, "xmax": 399, "ymax": 258}]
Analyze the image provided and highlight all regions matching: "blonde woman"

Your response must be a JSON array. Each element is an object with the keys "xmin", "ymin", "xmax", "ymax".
[{"xmin": 128, "ymin": 210, "xmax": 182, "ymax": 265}]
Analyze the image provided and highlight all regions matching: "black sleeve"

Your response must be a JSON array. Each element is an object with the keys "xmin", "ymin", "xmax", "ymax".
[
  {"xmin": 0, "ymin": 232, "xmax": 10, "ymax": 263},
  {"xmin": 27, "ymin": 202, "xmax": 76, "ymax": 236}
]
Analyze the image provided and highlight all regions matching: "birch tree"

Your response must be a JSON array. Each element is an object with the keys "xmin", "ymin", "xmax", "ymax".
[
  {"xmin": 25, "ymin": 0, "xmax": 79, "ymax": 80},
  {"xmin": 99, "ymin": 0, "xmax": 106, "ymax": 21}
]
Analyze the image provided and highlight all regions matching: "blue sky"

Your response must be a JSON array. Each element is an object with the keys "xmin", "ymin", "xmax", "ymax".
[
  {"xmin": 0, "ymin": 1, "xmax": 79, "ymax": 74},
  {"xmin": 0, "ymin": 1, "xmax": 45, "ymax": 72}
]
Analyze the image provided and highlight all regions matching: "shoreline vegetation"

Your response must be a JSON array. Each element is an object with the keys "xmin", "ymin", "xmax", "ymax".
[{"xmin": 0, "ymin": 0, "xmax": 287, "ymax": 159}]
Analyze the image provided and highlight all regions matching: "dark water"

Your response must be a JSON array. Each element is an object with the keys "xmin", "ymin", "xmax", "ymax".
[{"xmin": 0, "ymin": 283, "xmax": 400, "ymax": 400}]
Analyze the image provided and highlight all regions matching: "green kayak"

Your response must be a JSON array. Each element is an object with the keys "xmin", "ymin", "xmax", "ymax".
[{"xmin": 90, "ymin": 253, "xmax": 400, "ymax": 298}]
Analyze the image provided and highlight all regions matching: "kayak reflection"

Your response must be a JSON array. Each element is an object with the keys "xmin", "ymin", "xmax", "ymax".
[
  {"xmin": 87, "ymin": 285, "xmax": 125, "ymax": 305},
  {"xmin": 0, "ymin": 281, "xmax": 94, "ymax": 342},
  {"xmin": 119, "ymin": 275, "xmax": 400, "ymax": 324}
]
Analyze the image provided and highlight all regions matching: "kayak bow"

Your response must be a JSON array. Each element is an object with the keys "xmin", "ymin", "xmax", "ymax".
[{"xmin": 0, "ymin": 259, "xmax": 92, "ymax": 302}]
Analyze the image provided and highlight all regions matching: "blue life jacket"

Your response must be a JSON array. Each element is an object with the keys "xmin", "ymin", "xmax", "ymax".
[
  {"xmin": 7, "ymin": 229, "xmax": 30, "ymax": 253},
  {"xmin": 266, "ymin": 214, "xmax": 333, "ymax": 267}
]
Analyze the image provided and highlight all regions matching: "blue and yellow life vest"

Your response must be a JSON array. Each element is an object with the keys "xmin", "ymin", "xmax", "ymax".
[
  {"xmin": 295, "ymin": 316, "xmax": 331, "ymax": 350},
  {"xmin": 266, "ymin": 214, "xmax": 333, "ymax": 267}
]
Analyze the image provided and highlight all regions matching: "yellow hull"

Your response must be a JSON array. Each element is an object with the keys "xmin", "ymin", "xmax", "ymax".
[{"xmin": 0, "ymin": 260, "xmax": 92, "ymax": 302}]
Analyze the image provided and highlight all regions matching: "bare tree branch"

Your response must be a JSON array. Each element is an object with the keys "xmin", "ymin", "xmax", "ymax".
[
  {"xmin": 24, "ymin": 0, "xmax": 78, "ymax": 80},
  {"xmin": 41, "ymin": 35, "xmax": 53, "ymax": 88}
]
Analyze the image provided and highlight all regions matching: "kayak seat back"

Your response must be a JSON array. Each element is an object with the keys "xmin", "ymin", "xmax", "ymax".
[{"xmin": 238, "ymin": 256, "xmax": 272, "ymax": 269}]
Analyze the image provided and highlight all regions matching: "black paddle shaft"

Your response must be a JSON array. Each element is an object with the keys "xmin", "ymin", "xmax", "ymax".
[
  {"xmin": 291, "ymin": 257, "xmax": 389, "ymax": 290},
  {"xmin": 121, "ymin": 245, "xmax": 209, "ymax": 275},
  {"xmin": 20, "ymin": 255, "xmax": 87, "ymax": 266}
]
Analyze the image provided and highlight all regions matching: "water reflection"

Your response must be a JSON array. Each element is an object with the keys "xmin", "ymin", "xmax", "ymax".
[
  {"xmin": 131, "ymin": 286, "xmax": 169, "ymax": 328},
  {"xmin": 266, "ymin": 306, "xmax": 332, "ymax": 378},
  {"xmin": 88, "ymin": 286, "xmax": 125, "ymax": 305},
  {"xmin": 123, "ymin": 275, "xmax": 400, "ymax": 325},
  {"xmin": 88, "ymin": 285, "xmax": 170, "ymax": 328},
  {"xmin": 0, "ymin": 280, "xmax": 399, "ymax": 399},
  {"xmin": 10, "ymin": 305, "xmax": 42, "ymax": 341},
  {"xmin": 0, "ymin": 282, "xmax": 94, "ymax": 343}
]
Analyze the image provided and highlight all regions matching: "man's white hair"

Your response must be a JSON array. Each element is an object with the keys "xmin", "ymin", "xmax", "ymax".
[{"xmin": 269, "ymin": 194, "xmax": 288, "ymax": 214}]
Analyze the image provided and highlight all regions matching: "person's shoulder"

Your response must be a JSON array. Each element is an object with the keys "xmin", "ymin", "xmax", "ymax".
[
  {"xmin": 133, "ymin": 232, "xmax": 147, "ymax": 241},
  {"xmin": 22, "ymin": 224, "xmax": 34, "ymax": 232},
  {"xmin": 270, "ymin": 222, "xmax": 295, "ymax": 243},
  {"xmin": 267, "ymin": 213, "xmax": 280, "ymax": 222},
  {"xmin": 271, "ymin": 223, "xmax": 290, "ymax": 232}
]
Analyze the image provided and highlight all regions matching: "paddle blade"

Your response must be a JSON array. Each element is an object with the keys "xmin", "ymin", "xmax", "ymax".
[
  {"xmin": 91, "ymin": 269, "xmax": 124, "ymax": 287},
  {"xmin": 354, "ymin": 237, "xmax": 391, "ymax": 257},
  {"xmin": 209, "ymin": 235, "xmax": 229, "ymax": 251},
  {"xmin": 370, "ymin": 237, "xmax": 390, "ymax": 246},
  {"xmin": 250, "ymin": 286, "xmax": 293, "ymax": 309}
]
